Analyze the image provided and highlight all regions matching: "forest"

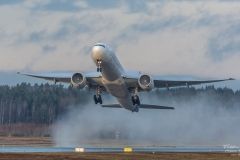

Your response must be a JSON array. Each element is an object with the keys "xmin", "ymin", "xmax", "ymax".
[{"xmin": 0, "ymin": 82, "xmax": 239, "ymax": 137}]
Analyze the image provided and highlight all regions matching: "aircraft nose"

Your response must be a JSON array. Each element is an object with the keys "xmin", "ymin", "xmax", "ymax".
[{"xmin": 91, "ymin": 46, "xmax": 107, "ymax": 60}]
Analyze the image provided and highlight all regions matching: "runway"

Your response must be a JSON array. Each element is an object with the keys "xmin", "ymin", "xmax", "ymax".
[{"xmin": 0, "ymin": 145, "xmax": 239, "ymax": 153}]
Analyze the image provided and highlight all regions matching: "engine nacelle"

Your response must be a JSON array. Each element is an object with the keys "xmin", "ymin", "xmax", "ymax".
[
  {"xmin": 71, "ymin": 72, "xmax": 86, "ymax": 89},
  {"xmin": 138, "ymin": 74, "xmax": 154, "ymax": 91}
]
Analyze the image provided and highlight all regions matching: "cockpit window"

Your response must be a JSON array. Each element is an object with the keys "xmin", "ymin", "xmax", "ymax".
[{"xmin": 94, "ymin": 44, "xmax": 105, "ymax": 48}]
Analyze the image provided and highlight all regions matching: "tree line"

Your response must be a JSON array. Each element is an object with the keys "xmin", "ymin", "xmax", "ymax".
[
  {"xmin": 0, "ymin": 83, "xmax": 91, "ymax": 126},
  {"xmin": 0, "ymin": 83, "xmax": 239, "ymax": 126}
]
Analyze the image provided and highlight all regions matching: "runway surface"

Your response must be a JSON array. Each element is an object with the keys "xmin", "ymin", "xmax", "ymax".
[{"xmin": 0, "ymin": 145, "xmax": 239, "ymax": 153}]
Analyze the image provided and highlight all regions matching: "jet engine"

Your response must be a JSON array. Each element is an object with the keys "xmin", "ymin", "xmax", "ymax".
[
  {"xmin": 138, "ymin": 74, "xmax": 154, "ymax": 91},
  {"xmin": 71, "ymin": 72, "xmax": 86, "ymax": 89}
]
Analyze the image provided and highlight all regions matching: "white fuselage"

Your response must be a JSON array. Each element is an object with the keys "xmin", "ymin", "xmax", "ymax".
[{"xmin": 91, "ymin": 43, "xmax": 135, "ymax": 111}]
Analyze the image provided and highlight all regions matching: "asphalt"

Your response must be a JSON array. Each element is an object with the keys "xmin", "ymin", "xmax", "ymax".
[{"xmin": 0, "ymin": 146, "xmax": 239, "ymax": 153}]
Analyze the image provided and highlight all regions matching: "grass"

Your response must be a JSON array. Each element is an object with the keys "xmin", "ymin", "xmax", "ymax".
[{"xmin": 0, "ymin": 152, "xmax": 240, "ymax": 160}]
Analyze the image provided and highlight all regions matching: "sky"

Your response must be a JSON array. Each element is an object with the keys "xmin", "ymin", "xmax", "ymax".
[{"xmin": 0, "ymin": 0, "xmax": 240, "ymax": 89}]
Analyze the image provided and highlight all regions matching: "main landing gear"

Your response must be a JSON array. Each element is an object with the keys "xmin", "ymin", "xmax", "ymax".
[
  {"xmin": 97, "ymin": 59, "xmax": 102, "ymax": 72},
  {"xmin": 131, "ymin": 87, "xmax": 140, "ymax": 105},
  {"xmin": 94, "ymin": 94, "xmax": 102, "ymax": 104},
  {"xmin": 132, "ymin": 95, "xmax": 140, "ymax": 105},
  {"xmin": 94, "ymin": 86, "xmax": 102, "ymax": 104}
]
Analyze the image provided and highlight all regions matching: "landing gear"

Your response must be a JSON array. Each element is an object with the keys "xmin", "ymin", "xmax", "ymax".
[
  {"xmin": 94, "ymin": 86, "xmax": 103, "ymax": 104},
  {"xmin": 94, "ymin": 94, "xmax": 102, "ymax": 104},
  {"xmin": 97, "ymin": 59, "xmax": 102, "ymax": 72},
  {"xmin": 131, "ymin": 87, "xmax": 140, "ymax": 105},
  {"xmin": 97, "ymin": 68, "xmax": 102, "ymax": 72},
  {"xmin": 132, "ymin": 95, "xmax": 140, "ymax": 105}
]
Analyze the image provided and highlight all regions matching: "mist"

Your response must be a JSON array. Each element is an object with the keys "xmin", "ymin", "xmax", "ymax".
[{"xmin": 52, "ymin": 89, "xmax": 240, "ymax": 147}]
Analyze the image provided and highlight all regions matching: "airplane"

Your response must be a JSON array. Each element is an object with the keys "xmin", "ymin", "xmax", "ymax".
[{"xmin": 18, "ymin": 43, "xmax": 235, "ymax": 112}]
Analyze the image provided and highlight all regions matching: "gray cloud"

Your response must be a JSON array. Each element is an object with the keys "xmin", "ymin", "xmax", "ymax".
[
  {"xmin": 85, "ymin": 0, "xmax": 151, "ymax": 13},
  {"xmin": 29, "ymin": 30, "xmax": 48, "ymax": 42},
  {"xmin": 25, "ymin": 0, "xmax": 159, "ymax": 14},
  {"xmin": 80, "ymin": 45, "xmax": 93, "ymax": 56},
  {"xmin": 196, "ymin": 15, "xmax": 221, "ymax": 27},
  {"xmin": 85, "ymin": 0, "xmax": 122, "ymax": 9},
  {"xmin": 86, "ymin": 0, "xmax": 165, "ymax": 14},
  {"xmin": 29, "ymin": 0, "xmax": 122, "ymax": 12},
  {"xmin": 0, "ymin": 0, "xmax": 24, "ymax": 5},
  {"xmin": 51, "ymin": 28, "xmax": 70, "ymax": 41},
  {"xmin": 206, "ymin": 21, "xmax": 240, "ymax": 61},
  {"xmin": 0, "ymin": 30, "xmax": 5, "ymax": 42},
  {"xmin": 27, "ymin": 14, "xmax": 116, "ymax": 43},
  {"xmin": 109, "ymin": 32, "xmax": 139, "ymax": 51},
  {"xmin": 109, "ymin": 15, "xmax": 188, "ymax": 48},
  {"xmin": 42, "ymin": 45, "xmax": 56, "ymax": 53},
  {"xmin": 124, "ymin": 0, "xmax": 151, "ymax": 13},
  {"xmin": 131, "ymin": 16, "xmax": 188, "ymax": 33},
  {"xmin": 1, "ymin": 0, "xmax": 240, "ymax": 82},
  {"xmin": 208, "ymin": 39, "xmax": 240, "ymax": 61},
  {"xmin": 33, "ymin": 0, "xmax": 81, "ymax": 12}
]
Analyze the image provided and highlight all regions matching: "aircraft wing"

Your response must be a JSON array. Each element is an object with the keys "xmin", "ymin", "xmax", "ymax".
[
  {"xmin": 153, "ymin": 78, "xmax": 235, "ymax": 89},
  {"xmin": 18, "ymin": 72, "xmax": 72, "ymax": 84},
  {"xmin": 124, "ymin": 73, "xmax": 234, "ymax": 89},
  {"xmin": 102, "ymin": 104, "xmax": 174, "ymax": 109},
  {"xmin": 17, "ymin": 72, "xmax": 104, "ymax": 89}
]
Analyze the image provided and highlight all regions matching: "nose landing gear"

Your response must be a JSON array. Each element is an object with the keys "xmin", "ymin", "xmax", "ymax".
[{"xmin": 97, "ymin": 59, "xmax": 102, "ymax": 72}]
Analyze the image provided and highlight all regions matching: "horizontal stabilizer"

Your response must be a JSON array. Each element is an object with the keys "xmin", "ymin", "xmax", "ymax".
[
  {"xmin": 101, "ymin": 104, "xmax": 174, "ymax": 110},
  {"xmin": 140, "ymin": 104, "xmax": 174, "ymax": 109},
  {"xmin": 101, "ymin": 104, "xmax": 122, "ymax": 108}
]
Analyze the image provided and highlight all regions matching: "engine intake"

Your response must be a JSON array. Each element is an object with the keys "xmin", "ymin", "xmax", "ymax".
[
  {"xmin": 138, "ymin": 74, "xmax": 154, "ymax": 91},
  {"xmin": 71, "ymin": 72, "xmax": 86, "ymax": 89}
]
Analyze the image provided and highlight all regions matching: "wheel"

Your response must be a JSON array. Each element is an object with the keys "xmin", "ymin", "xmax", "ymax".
[
  {"xmin": 100, "ymin": 100, "xmax": 102, "ymax": 104},
  {"xmin": 94, "ymin": 95, "xmax": 98, "ymax": 104},
  {"xmin": 99, "ymin": 68, "xmax": 102, "ymax": 72},
  {"xmin": 131, "ymin": 96, "xmax": 135, "ymax": 105},
  {"xmin": 97, "ymin": 68, "xmax": 99, "ymax": 72},
  {"xmin": 136, "ymin": 98, "xmax": 140, "ymax": 105}
]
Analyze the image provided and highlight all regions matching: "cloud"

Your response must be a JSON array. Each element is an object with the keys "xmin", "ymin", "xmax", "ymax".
[
  {"xmin": 130, "ymin": 15, "xmax": 188, "ymax": 33},
  {"xmin": 208, "ymin": 38, "xmax": 240, "ymax": 61},
  {"xmin": 84, "ymin": 0, "xmax": 122, "ymax": 9},
  {"xmin": 26, "ymin": 0, "xmax": 122, "ymax": 12},
  {"xmin": 26, "ymin": 14, "xmax": 116, "ymax": 43},
  {"xmin": 30, "ymin": 0, "xmax": 82, "ymax": 12},
  {"xmin": 24, "ymin": 0, "xmax": 158, "ymax": 13},
  {"xmin": 206, "ymin": 21, "xmax": 240, "ymax": 61},
  {"xmin": 42, "ymin": 45, "xmax": 56, "ymax": 53},
  {"xmin": 29, "ymin": 30, "xmax": 47, "ymax": 42},
  {"xmin": 124, "ymin": 0, "xmax": 151, "ymax": 13},
  {"xmin": 1, "ymin": 0, "xmax": 240, "ymax": 84},
  {"xmin": 0, "ymin": 0, "xmax": 24, "ymax": 5}
]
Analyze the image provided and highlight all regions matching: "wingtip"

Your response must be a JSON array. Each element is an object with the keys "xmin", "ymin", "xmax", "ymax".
[{"xmin": 229, "ymin": 78, "xmax": 235, "ymax": 80}]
